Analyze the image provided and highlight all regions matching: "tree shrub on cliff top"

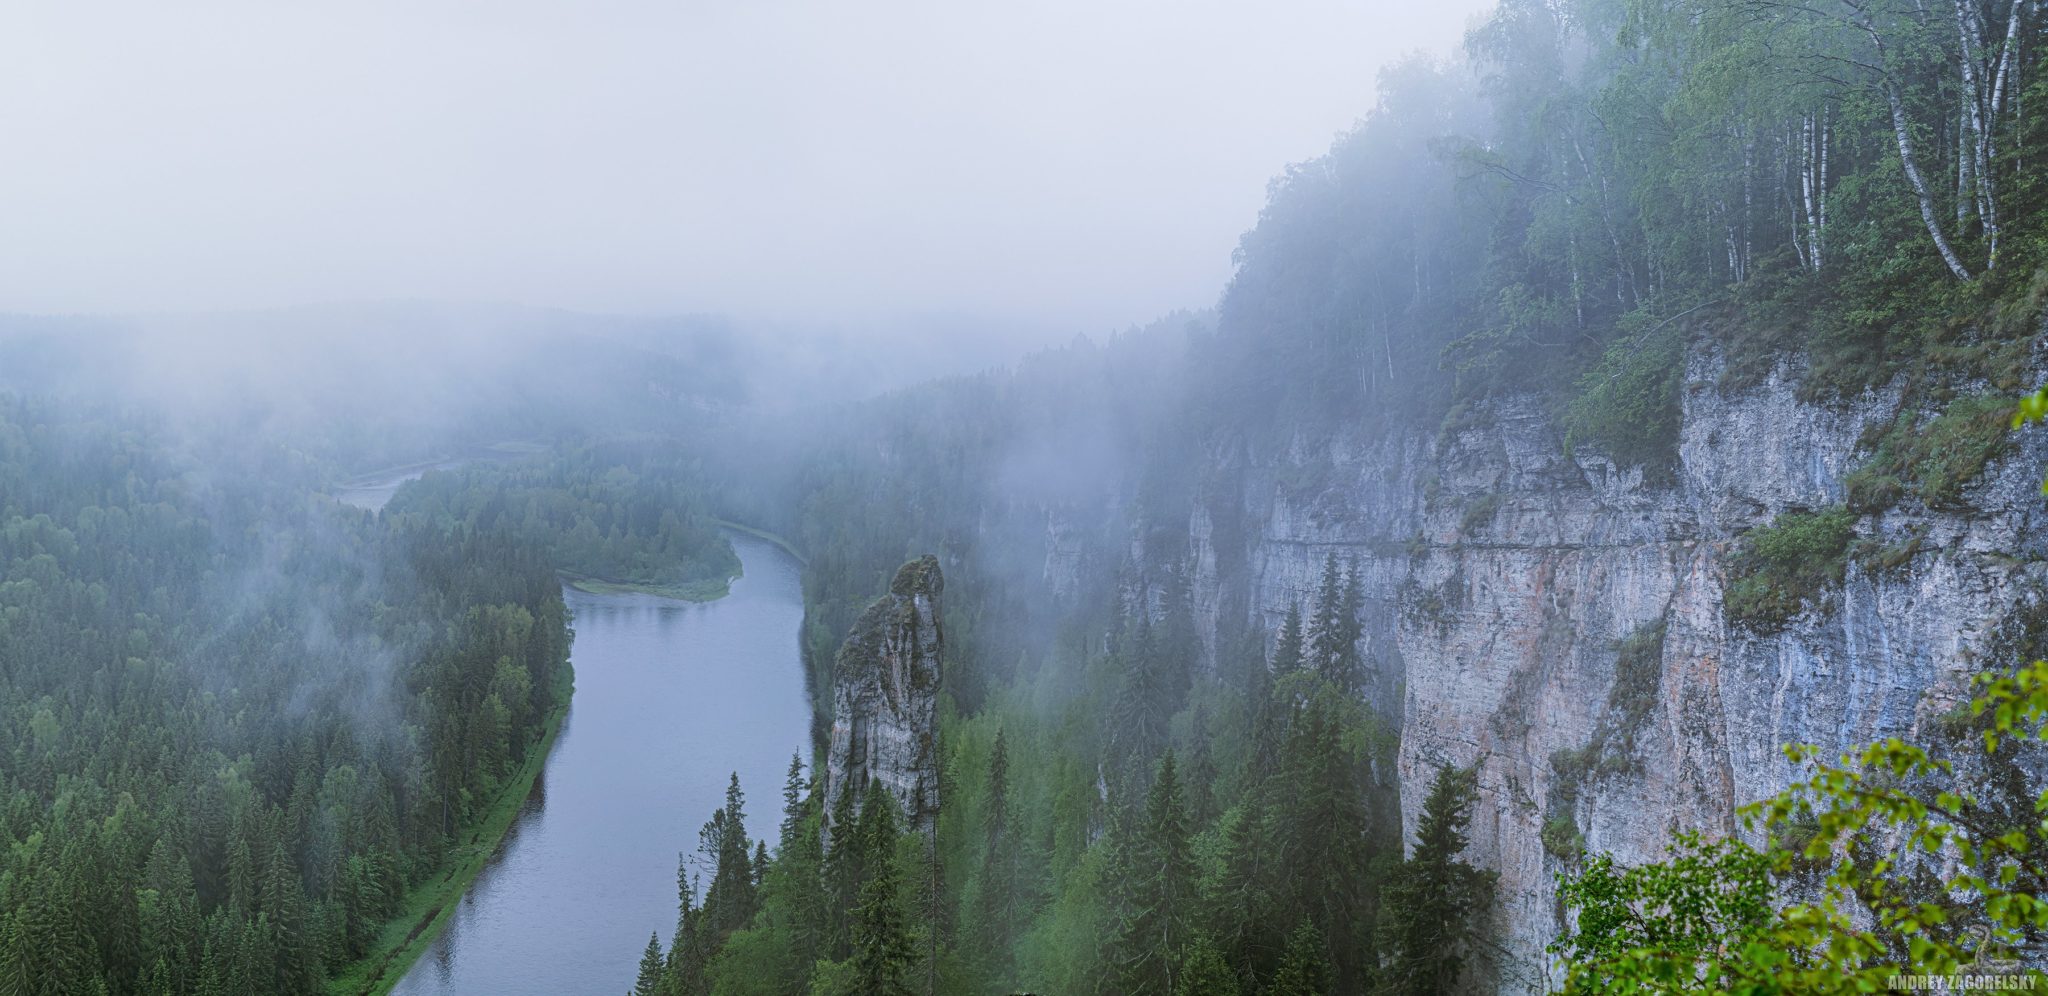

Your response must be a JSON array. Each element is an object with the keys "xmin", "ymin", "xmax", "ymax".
[
  {"xmin": 1723, "ymin": 506, "xmax": 1856, "ymax": 632},
  {"xmin": 1561, "ymin": 306, "xmax": 1690, "ymax": 480}
]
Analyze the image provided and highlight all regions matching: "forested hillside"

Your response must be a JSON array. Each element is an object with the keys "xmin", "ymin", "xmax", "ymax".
[
  {"xmin": 0, "ymin": 395, "xmax": 571, "ymax": 995},
  {"xmin": 629, "ymin": 0, "xmax": 2048, "ymax": 993},
  {"xmin": 385, "ymin": 445, "xmax": 739, "ymax": 602}
]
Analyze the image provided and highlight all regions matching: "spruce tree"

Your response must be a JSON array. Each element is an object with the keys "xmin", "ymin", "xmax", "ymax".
[
  {"xmin": 665, "ymin": 863, "xmax": 708, "ymax": 996},
  {"xmin": 1272, "ymin": 602, "xmax": 1306, "ymax": 676},
  {"xmin": 1157, "ymin": 566, "xmax": 1199, "ymax": 711},
  {"xmin": 1271, "ymin": 691, "xmax": 1374, "ymax": 990},
  {"xmin": 1210, "ymin": 802, "xmax": 1279, "ymax": 980},
  {"xmin": 847, "ymin": 779, "xmax": 913, "ymax": 996},
  {"xmin": 1375, "ymin": 764, "xmax": 1495, "ymax": 996},
  {"xmin": 1308, "ymin": 554, "xmax": 1344, "ymax": 677},
  {"xmin": 1111, "ymin": 751, "xmax": 1198, "ymax": 996},
  {"xmin": 1110, "ymin": 610, "xmax": 1170, "ymax": 801},
  {"xmin": 632, "ymin": 932, "xmax": 664, "ymax": 996},
  {"xmin": 1268, "ymin": 920, "xmax": 1332, "ymax": 996},
  {"xmin": 1336, "ymin": 561, "xmax": 1366, "ymax": 694},
  {"xmin": 821, "ymin": 777, "xmax": 863, "ymax": 959},
  {"xmin": 976, "ymin": 726, "xmax": 1019, "ymax": 970},
  {"xmin": 1175, "ymin": 940, "xmax": 1242, "ymax": 996},
  {"xmin": 699, "ymin": 773, "xmax": 758, "ymax": 942}
]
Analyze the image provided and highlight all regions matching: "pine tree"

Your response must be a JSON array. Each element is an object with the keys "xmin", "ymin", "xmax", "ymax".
[{"xmin": 1375, "ymin": 765, "xmax": 1495, "ymax": 996}]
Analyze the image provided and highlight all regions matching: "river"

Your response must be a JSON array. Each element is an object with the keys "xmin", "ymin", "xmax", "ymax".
[{"xmin": 382, "ymin": 529, "xmax": 812, "ymax": 995}]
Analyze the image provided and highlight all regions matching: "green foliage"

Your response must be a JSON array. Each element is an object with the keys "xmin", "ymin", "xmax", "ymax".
[
  {"xmin": 0, "ymin": 396, "xmax": 571, "ymax": 995},
  {"xmin": 1266, "ymin": 921, "xmax": 1332, "ymax": 996},
  {"xmin": 1375, "ymin": 765, "xmax": 1496, "ymax": 996},
  {"xmin": 1722, "ymin": 507, "xmax": 1856, "ymax": 631},
  {"xmin": 1540, "ymin": 813, "xmax": 1584, "ymax": 861},
  {"xmin": 1845, "ymin": 396, "xmax": 2014, "ymax": 513},
  {"xmin": 1457, "ymin": 494, "xmax": 1504, "ymax": 536},
  {"xmin": 1550, "ymin": 660, "xmax": 2048, "ymax": 991},
  {"xmin": 1546, "ymin": 619, "xmax": 1668, "ymax": 860},
  {"xmin": 1106, "ymin": 752, "xmax": 1199, "ymax": 996},
  {"xmin": 1551, "ymin": 833, "xmax": 1776, "ymax": 993},
  {"xmin": 388, "ymin": 443, "xmax": 740, "ymax": 601},
  {"xmin": 1562, "ymin": 310, "xmax": 1689, "ymax": 477}
]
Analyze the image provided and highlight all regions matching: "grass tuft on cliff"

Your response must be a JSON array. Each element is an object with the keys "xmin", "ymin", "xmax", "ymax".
[
  {"xmin": 1723, "ymin": 506, "xmax": 1856, "ymax": 632},
  {"xmin": 1844, "ymin": 395, "xmax": 2014, "ymax": 513}
]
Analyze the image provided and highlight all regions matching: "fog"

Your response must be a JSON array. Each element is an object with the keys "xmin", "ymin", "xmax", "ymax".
[{"xmin": 1, "ymin": 0, "xmax": 1489, "ymax": 335}]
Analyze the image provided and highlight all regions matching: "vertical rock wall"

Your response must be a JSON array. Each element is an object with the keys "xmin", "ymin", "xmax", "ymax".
[
  {"xmin": 823, "ymin": 555, "xmax": 945, "ymax": 832},
  {"xmin": 1193, "ymin": 346, "xmax": 2048, "ymax": 990}
]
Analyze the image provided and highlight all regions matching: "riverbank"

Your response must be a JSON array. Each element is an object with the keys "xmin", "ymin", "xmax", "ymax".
[
  {"xmin": 559, "ymin": 569, "xmax": 738, "ymax": 602},
  {"xmin": 714, "ymin": 518, "xmax": 807, "ymax": 565},
  {"xmin": 557, "ymin": 522, "xmax": 802, "ymax": 602},
  {"xmin": 324, "ymin": 663, "xmax": 576, "ymax": 996}
]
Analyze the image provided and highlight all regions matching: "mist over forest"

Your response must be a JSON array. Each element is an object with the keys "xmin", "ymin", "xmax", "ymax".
[{"xmin": 6, "ymin": 1, "xmax": 2048, "ymax": 995}]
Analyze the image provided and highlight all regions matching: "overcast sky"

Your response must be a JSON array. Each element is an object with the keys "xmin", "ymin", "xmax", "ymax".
[{"xmin": 0, "ymin": 1, "xmax": 1490, "ymax": 336}]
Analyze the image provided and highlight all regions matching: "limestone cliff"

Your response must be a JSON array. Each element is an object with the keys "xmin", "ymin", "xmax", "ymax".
[
  {"xmin": 824, "ymin": 554, "xmax": 944, "ymax": 832},
  {"xmin": 1186, "ymin": 341, "xmax": 2048, "ymax": 991}
]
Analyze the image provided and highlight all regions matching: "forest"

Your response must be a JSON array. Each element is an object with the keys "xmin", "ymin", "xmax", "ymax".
[
  {"xmin": 384, "ymin": 445, "xmax": 740, "ymax": 602},
  {"xmin": 0, "ymin": 395, "xmax": 572, "ymax": 995}
]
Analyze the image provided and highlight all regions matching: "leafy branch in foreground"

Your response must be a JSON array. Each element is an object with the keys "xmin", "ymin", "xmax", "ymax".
[{"xmin": 1554, "ymin": 661, "xmax": 2048, "ymax": 993}]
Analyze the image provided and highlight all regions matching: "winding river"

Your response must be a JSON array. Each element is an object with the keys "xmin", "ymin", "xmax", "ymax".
[{"xmin": 347, "ymin": 463, "xmax": 810, "ymax": 995}]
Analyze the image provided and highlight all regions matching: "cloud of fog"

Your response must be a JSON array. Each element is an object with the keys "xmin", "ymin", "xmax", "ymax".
[{"xmin": 0, "ymin": 0, "xmax": 1491, "ymax": 334}]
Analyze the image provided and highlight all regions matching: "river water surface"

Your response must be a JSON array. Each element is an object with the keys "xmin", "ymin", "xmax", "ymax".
[{"xmin": 385, "ymin": 529, "xmax": 811, "ymax": 995}]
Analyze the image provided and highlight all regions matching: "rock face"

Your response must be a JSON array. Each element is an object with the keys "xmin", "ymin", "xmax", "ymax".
[
  {"xmin": 824, "ymin": 555, "xmax": 945, "ymax": 832},
  {"xmin": 1187, "ymin": 343, "xmax": 2048, "ymax": 991}
]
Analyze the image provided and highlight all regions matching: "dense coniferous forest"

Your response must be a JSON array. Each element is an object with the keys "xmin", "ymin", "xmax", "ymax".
[
  {"xmin": 385, "ymin": 446, "xmax": 739, "ymax": 601},
  {"xmin": 0, "ymin": 395, "xmax": 571, "ymax": 994}
]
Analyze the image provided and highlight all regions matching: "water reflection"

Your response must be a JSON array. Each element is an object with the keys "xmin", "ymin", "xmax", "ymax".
[{"xmin": 389, "ymin": 533, "xmax": 808, "ymax": 996}]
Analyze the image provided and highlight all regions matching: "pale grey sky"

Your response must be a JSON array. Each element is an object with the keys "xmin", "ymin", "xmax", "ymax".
[{"xmin": 0, "ymin": 1, "xmax": 1491, "ymax": 334}]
